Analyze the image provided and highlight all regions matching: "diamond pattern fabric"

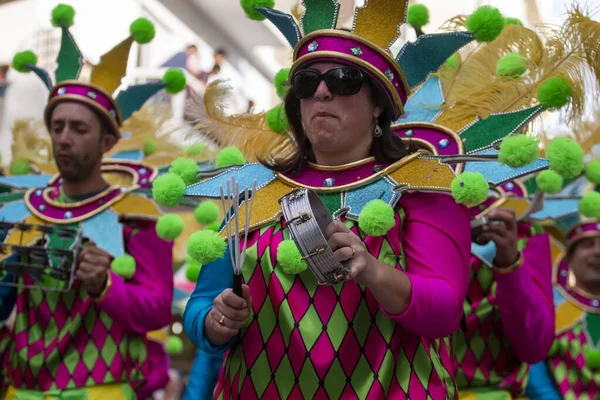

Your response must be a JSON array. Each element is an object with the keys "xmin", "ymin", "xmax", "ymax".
[{"xmin": 213, "ymin": 207, "xmax": 457, "ymax": 399}]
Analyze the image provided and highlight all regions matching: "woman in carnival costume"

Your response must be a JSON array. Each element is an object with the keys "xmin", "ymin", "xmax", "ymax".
[
  {"xmin": 0, "ymin": 4, "xmax": 192, "ymax": 399},
  {"xmin": 148, "ymin": 0, "xmax": 582, "ymax": 398}
]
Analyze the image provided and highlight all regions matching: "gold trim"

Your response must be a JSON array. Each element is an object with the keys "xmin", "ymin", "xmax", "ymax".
[
  {"xmin": 391, "ymin": 121, "xmax": 465, "ymax": 174},
  {"xmin": 276, "ymin": 151, "xmax": 424, "ymax": 192},
  {"xmin": 495, "ymin": 179, "xmax": 529, "ymax": 198},
  {"xmin": 567, "ymin": 230, "xmax": 600, "ymax": 248},
  {"xmin": 49, "ymin": 80, "xmax": 123, "ymax": 123},
  {"xmin": 41, "ymin": 186, "xmax": 120, "ymax": 209},
  {"xmin": 307, "ymin": 157, "xmax": 375, "ymax": 171},
  {"xmin": 293, "ymin": 30, "xmax": 410, "ymax": 98}
]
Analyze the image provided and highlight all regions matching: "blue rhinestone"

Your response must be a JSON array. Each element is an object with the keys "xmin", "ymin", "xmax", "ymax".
[
  {"xmin": 141, "ymin": 179, "xmax": 148, "ymax": 184},
  {"xmin": 596, "ymin": 223, "xmax": 600, "ymax": 230},
  {"xmin": 351, "ymin": 46, "xmax": 363, "ymax": 56},
  {"xmin": 439, "ymin": 139, "xmax": 450, "ymax": 148},
  {"xmin": 404, "ymin": 130, "xmax": 414, "ymax": 138},
  {"xmin": 35, "ymin": 190, "xmax": 42, "ymax": 196},
  {"xmin": 139, "ymin": 168, "xmax": 147, "ymax": 175},
  {"xmin": 38, "ymin": 205, "xmax": 46, "ymax": 211},
  {"xmin": 460, "ymin": 182, "xmax": 465, "ymax": 187},
  {"xmin": 57, "ymin": 87, "xmax": 66, "ymax": 95},
  {"xmin": 560, "ymin": 270, "xmax": 568, "ymax": 277},
  {"xmin": 384, "ymin": 69, "xmax": 394, "ymax": 81},
  {"xmin": 64, "ymin": 211, "xmax": 73, "ymax": 219},
  {"xmin": 120, "ymin": 188, "xmax": 127, "ymax": 193},
  {"xmin": 110, "ymin": 109, "xmax": 116, "ymax": 118},
  {"xmin": 87, "ymin": 91, "xmax": 97, "ymax": 99},
  {"xmin": 323, "ymin": 178, "xmax": 335, "ymax": 187},
  {"xmin": 308, "ymin": 41, "xmax": 319, "ymax": 52},
  {"xmin": 505, "ymin": 182, "xmax": 515, "ymax": 190},
  {"xmin": 593, "ymin": 300, "xmax": 599, "ymax": 307}
]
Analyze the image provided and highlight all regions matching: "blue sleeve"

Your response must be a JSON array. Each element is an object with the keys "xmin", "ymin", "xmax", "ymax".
[
  {"xmin": 183, "ymin": 253, "xmax": 235, "ymax": 354},
  {"xmin": 0, "ymin": 271, "xmax": 17, "ymax": 322},
  {"xmin": 183, "ymin": 348, "xmax": 224, "ymax": 400},
  {"xmin": 525, "ymin": 361, "xmax": 562, "ymax": 400}
]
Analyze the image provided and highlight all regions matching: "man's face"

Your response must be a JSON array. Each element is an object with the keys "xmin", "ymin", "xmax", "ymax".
[
  {"xmin": 49, "ymin": 102, "xmax": 115, "ymax": 182},
  {"xmin": 567, "ymin": 235, "xmax": 600, "ymax": 291},
  {"xmin": 213, "ymin": 53, "xmax": 226, "ymax": 65}
]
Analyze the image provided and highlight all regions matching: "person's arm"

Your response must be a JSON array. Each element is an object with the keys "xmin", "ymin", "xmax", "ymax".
[
  {"xmin": 378, "ymin": 192, "xmax": 472, "ymax": 338},
  {"xmin": 94, "ymin": 225, "xmax": 174, "ymax": 334},
  {"xmin": 495, "ymin": 231, "xmax": 555, "ymax": 363},
  {"xmin": 183, "ymin": 255, "xmax": 235, "ymax": 354},
  {"xmin": 183, "ymin": 348, "xmax": 224, "ymax": 400},
  {"xmin": 525, "ymin": 361, "xmax": 562, "ymax": 400}
]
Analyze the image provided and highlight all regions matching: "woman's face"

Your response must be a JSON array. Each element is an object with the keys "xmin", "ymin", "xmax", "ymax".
[{"xmin": 297, "ymin": 62, "xmax": 381, "ymax": 163}]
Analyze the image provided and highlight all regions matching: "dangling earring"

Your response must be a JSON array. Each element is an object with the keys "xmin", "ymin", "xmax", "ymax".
[
  {"xmin": 373, "ymin": 123, "xmax": 383, "ymax": 137},
  {"xmin": 568, "ymin": 269, "xmax": 577, "ymax": 288}
]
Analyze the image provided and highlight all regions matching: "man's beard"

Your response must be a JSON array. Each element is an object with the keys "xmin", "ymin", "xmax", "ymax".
[{"xmin": 55, "ymin": 150, "xmax": 101, "ymax": 183}]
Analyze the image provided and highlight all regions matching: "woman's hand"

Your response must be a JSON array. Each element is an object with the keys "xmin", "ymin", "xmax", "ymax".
[
  {"xmin": 326, "ymin": 220, "xmax": 380, "ymax": 286},
  {"xmin": 204, "ymin": 284, "xmax": 252, "ymax": 347},
  {"xmin": 480, "ymin": 207, "xmax": 519, "ymax": 268}
]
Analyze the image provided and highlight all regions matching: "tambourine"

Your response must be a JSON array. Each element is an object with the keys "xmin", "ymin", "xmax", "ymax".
[
  {"xmin": 279, "ymin": 188, "xmax": 350, "ymax": 286},
  {"xmin": 0, "ymin": 222, "xmax": 83, "ymax": 291}
]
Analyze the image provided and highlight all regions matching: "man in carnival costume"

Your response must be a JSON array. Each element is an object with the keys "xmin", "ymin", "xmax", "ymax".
[
  {"xmin": 0, "ymin": 4, "xmax": 190, "ymax": 398},
  {"xmin": 146, "ymin": 1, "xmax": 598, "ymax": 398}
]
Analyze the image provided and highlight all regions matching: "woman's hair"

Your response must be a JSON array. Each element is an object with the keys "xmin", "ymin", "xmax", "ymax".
[{"xmin": 261, "ymin": 73, "xmax": 411, "ymax": 174}]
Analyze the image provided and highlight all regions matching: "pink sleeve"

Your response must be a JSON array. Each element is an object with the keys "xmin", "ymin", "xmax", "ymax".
[
  {"xmin": 383, "ymin": 192, "xmax": 472, "ymax": 338},
  {"xmin": 495, "ymin": 232, "xmax": 555, "ymax": 363},
  {"xmin": 95, "ymin": 225, "xmax": 174, "ymax": 334}
]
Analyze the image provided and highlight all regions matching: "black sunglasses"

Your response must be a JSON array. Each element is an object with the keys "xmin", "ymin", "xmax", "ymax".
[{"xmin": 291, "ymin": 67, "xmax": 365, "ymax": 99}]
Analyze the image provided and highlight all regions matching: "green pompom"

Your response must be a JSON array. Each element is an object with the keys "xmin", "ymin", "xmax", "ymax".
[
  {"xmin": 51, "ymin": 4, "xmax": 75, "ymax": 28},
  {"xmin": 578, "ymin": 191, "xmax": 600, "ymax": 219},
  {"xmin": 277, "ymin": 240, "xmax": 307, "ymax": 275},
  {"xmin": 584, "ymin": 346, "xmax": 600, "ymax": 369},
  {"xmin": 111, "ymin": 254, "xmax": 136, "ymax": 280},
  {"xmin": 536, "ymin": 170, "xmax": 564, "ymax": 194},
  {"xmin": 505, "ymin": 17, "xmax": 524, "ymax": 26},
  {"xmin": 445, "ymin": 54, "xmax": 459, "ymax": 69},
  {"xmin": 215, "ymin": 147, "xmax": 245, "ymax": 168},
  {"xmin": 498, "ymin": 135, "xmax": 539, "ymax": 167},
  {"xmin": 274, "ymin": 68, "xmax": 290, "ymax": 99},
  {"xmin": 451, "ymin": 172, "xmax": 489, "ymax": 205},
  {"xmin": 143, "ymin": 140, "xmax": 157, "ymax": 156},
  {"xmin": 585, "ymin": 160, "xmax": 600, "ymax": 185},
  {"xmin": 187, "ymin": 230, "xmax": 227, "ymax": 264},
  {"xmin": 185, "ymin": 262, "xmax": 202, "ymax": 282},
  {"xmin": 265, "ymin": 105, "xmax": 288, "ymax": 134},
  {"xmin": 206, "ymin": 222, "xmax": 221, "ymax": 232},
  {"xmin": 152, "ymin": 173, "xmax": 186, "ymax": 207},
  {"xmin": 358, "ymin": 199, "xmax": 396, "ymax": 237},
  {"xmin": 537, "ymin": 76, "xmax": 572, "ymax": 110},
  {"xmin": 496, "ymin": 52, "xmax": 527, "ymax": 78},
  {"xmin": 166, "ymin": 336, "xmax": 184, "ymax": 355},
  {"xmin": 169, "ymin": 157, "xmax": 198, "ymax": 186},
  {"xmin": 10, "ymin": 160, "xmax": 31, "ymax": 176},
  {"xmin": 466, "ymin": 6, "xmax": 505, "ymax": 43},
  {"xmin": 185, "ymin": 143, "xmax": 205, "ymax": 157},
  {"xmin": 162, "ymin": 68, "xmax": 187, "ymax": 94},
  {"xmin": 129, "ymin": 18, "xmax": 156, "ymax": 44},
  {"xmin": 240, "ymin": 0, "xmax": 275, "ymax": 21},
  {"xmin": 545, "ymin": 137, "xmax": 584, "ymax": 178},
  {"xmin": 407, "ymin": 4, "xmax": 430, "ymax": 29},
  {"xmin": 12, "ymin": 51, "xmax": 38, "ymax": 73},
  {"xmin": 156, "ymin": 214, "xmax": 185, "ymax": 241},
  {"xmin": 194, "ymin": 201, "xmax": 220, "ymax": 225}
]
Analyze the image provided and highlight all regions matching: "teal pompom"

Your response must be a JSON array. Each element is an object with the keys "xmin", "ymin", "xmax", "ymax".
[
  {"xmin": 185, "ymin": 143, "xmax": 205, "ymax": 157},
  {"xmin": 12, "ymin": 51, "xmax": 38, "ymax": 73},
  {"xmin": 169, "ymin": 157, "xmax": 199, "ymax": 186},
  {"xmin": 156, "ymin": 214, "xmax": 185, "ymax": 241},
  {"xmin": 240, "ymin": 0, "xmax": 275, "ymax": 21},
  {"xmin": 266, "ymin": 105, "xmax": 288, "ymax": 134},
  {"xmin": 536, "ymin": 170, "xmax": 564, "ymax": 194},
  {"xmin": 579, "ymin": 191, "xmax": 600, "ymax": 219},
  {"xmin": 496, "ymin": 52, "xmax": 528, "ymax": 78},
  {"xmin": 585, "ymin": 160, "xmax": 600, "ymax": 185},
  {"xmin": 545, "ymin": 137, "xmax": 584, "ymax": 178},
  {"xmin": 466, "ymin": 6, "xmax": 505, "ymax": 43},
  {"xmin": 187, "ymin": 230, "xmax": 227, "ymax": 265},
  {"xmin": 277, "ymin": 240, "xmax": 307, "ymax": 275},
  {"xmin": 163, "ymin": 68, "xmax": 187, "ymax": 94},
  {"xmin": 451, "ymin": 172, "xmax": 489, "ymax": 205},
  {"xmin": 505, "ymin": 17, "xmax": 524, "ymax": 26},
  {"xmin": 10, "ymin": 160, "xmax": 31, "ymax": 176},
  {"xmin": 111, "ymin": 254, "xmax": 136, "ymax": 280},
  {"xmin": 407, "ymin": 4, "xmax": 430, "ymax": 29},
  {"xmin": 129, "ymin": 18, "xmax": 156, "ymax": 44},
  {"xmin": 274, "ymin": 68, "xmax": 290, "ymax": 99},
  {"xmin": 185, "ymin": 262, "xmax": 202, "ymax": 282},
  {"xmin": 152, "ymin": 173, "xmax": 185, "ymax": 207},
  {"xmin": 194, "ymin": 201, "xmax": 220, "ymax": 225},
  {"xmin": 143, "ymin": 140, "xmax": 156, "ymax": 156},
  {"xmin": 537, "ymin": 77, "xmax": 572, "ymax": 110},
  {"xmin": 166, "ymin": 336, "xmax": 184, "ymax": 355},
  {"xmin": 51, "ymin": 4, "xmax": 75, "ymax": 28},
  {"xmin": 358, "ymin": 200, "xmax": 396, "ymax": 237},
  {"xmin": 215, "ymin": 147, "xmax": 245, "ymax": 168},
  {"xmin": 498, "ymin": 135, "xmax": 539, "ymax": 167}
]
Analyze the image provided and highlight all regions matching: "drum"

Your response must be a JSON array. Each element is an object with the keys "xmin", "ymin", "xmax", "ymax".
[{"xmin": 279, "ymin": 188, "xmax": 350, "ymax": 286}]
